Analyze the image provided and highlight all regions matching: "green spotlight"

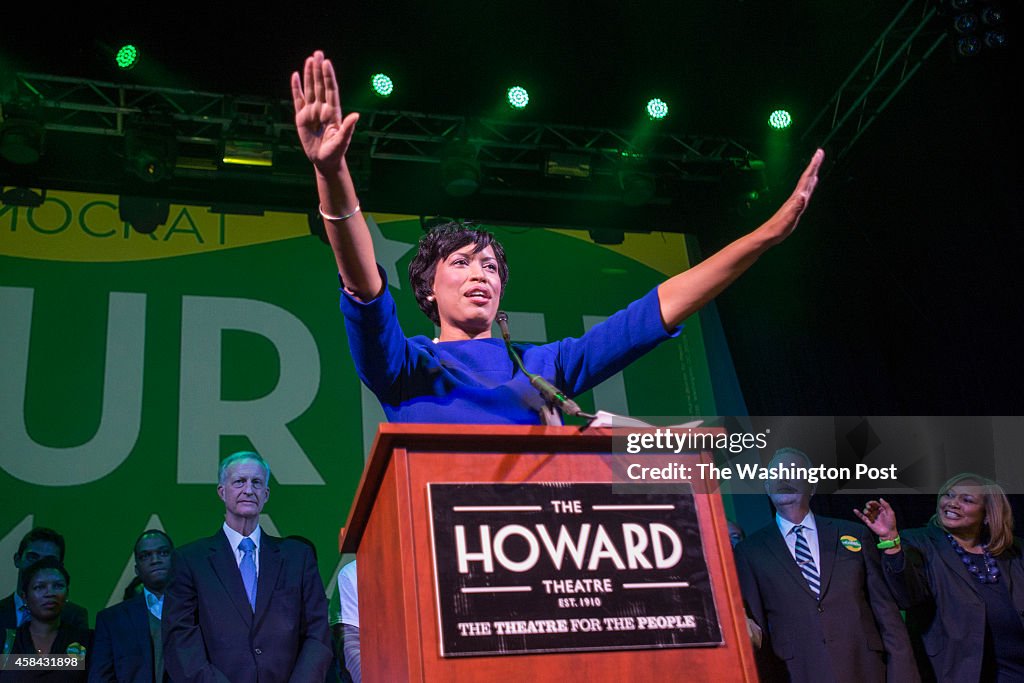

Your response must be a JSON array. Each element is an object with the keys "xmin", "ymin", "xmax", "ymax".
[
  {"xmin": 646, "ymin": 98, "xmax": 668, "ymax": 121},
  {"xmin": 116, "ymin": 44, "xmax": 139, "ymax": 70},
  {"xmin": 506, "ymin": 86, "xmax": 529, "ymax": 110},
  {"xmin": 371, "ymin": 73, "xmax": 394, "ymax": 98},
  {"xmin": 769, "ymin": 109, "xmax": 793, "ymax": 130}
]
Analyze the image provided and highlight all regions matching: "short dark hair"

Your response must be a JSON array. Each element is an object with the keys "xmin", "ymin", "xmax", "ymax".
[
  {"xmin": 408, "ymin": 223, "xmax": 510, "ymax": 325},
  {"xmin": 133, "ymin": 529, "xmax": 174, "ymax": 558},
  {"xmin": 16, "ymin": 527, "xmax": 66, "ymax": 563},
  {"xmin": 19, "ymin": 556, "xmax": 70, "ymax": 596}
]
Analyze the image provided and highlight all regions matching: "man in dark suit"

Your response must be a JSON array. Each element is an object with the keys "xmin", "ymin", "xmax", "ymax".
[
  {"xmin": 162, "ymin": 451, "xmax": 332, "ymax": 682},
  {"xmin": 733, "ymin": 448, "xmax": 920, "ymax": 683},
  {"xmin": 0, "ymin": 527, "xmax": 89, "ymax": 631},
  {"xmin": 88, "ymin": 529, "xmax": 174, "ymax": 682}
]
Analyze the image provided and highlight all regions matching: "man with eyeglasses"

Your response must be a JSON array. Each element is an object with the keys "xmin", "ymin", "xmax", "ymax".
[
  {"xmin": 162, "ymin": 451, "xmax": 332, "ymax": 683},
  {"xmin": 89, "ymin": 529, "xmax": 174, "ymax": 682}
]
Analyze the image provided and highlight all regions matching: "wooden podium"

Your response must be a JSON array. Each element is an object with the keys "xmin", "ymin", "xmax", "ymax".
[{"xmin": 339, "ymin": 423, "xmax": 757, "ymax": 682}]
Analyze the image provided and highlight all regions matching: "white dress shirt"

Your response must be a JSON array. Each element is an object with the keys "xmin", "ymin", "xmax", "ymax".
[
  {"xmin": 222, "ymin": 522, "xmax": 262, "ymax": 575},
  {"xmin": 143, "ymin": 586, "xmax": 164, "ymax": 619},
  {"xmin": 775, "ymin": 510, "xmax": 821, "ymax": 571}
]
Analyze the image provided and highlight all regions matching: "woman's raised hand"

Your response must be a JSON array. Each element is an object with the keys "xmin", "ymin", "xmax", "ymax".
[{"xmin": 291, "ymin": 51, "xmax": 359, "ymax": 175}]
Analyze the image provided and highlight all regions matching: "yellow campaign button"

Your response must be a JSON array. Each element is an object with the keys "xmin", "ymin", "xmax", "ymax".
[{"xmin": 840, "ymin": 535, "xmax": 863, "ymax": 552}]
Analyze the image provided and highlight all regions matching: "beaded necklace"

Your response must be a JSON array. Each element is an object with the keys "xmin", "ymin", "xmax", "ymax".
[{"xmin": 946, "ymin": 532, "xmax": 1000, "ymax": 584}]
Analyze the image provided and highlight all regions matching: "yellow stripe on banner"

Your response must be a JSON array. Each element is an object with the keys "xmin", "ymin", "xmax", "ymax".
[
  {"xmin": 549, "ymin": 229, "xmax": 690, "ymax": 277},
  {"xmin": 0, "ymin": 191, "xmax": 418, "ymax": 263}
]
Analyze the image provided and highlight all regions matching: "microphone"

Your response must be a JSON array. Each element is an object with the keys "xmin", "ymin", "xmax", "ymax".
[
  {"xmin": 496, "ymin": 311, "xmax": 513, "ymax": 343},
  {"xmin": 496, "ymin": 311, "xmax": 594, "ymax": 421}
]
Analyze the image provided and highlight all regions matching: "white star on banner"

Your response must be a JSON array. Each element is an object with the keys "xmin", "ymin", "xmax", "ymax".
[{"xmin": 366, "ymin": 215, "xmax": 416, "ymax": 289}]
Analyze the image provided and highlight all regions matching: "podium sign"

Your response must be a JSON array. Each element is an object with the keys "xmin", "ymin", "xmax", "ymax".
[{"xmin": 427, "ymin": 482, "xmax": 723, "ymax": 657}]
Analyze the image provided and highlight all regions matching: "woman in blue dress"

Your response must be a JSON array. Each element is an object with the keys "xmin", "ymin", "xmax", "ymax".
[{"xmin": 290, "ymin": 50, "xmax": 824, "ymax": 425}]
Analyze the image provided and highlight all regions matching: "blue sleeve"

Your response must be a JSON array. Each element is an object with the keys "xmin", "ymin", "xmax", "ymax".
[
  {"xmin": 555, "ymin": 286, "xmax": 680, "ymax": 396},
  {"xmin": 336, "ymin": 267, "xmax": 410, "ymax": 401}
]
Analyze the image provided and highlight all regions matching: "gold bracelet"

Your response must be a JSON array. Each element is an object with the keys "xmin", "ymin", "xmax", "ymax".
[{"xmin": 319, "ymin": 203, "xmax": 361, "ymax": 222}]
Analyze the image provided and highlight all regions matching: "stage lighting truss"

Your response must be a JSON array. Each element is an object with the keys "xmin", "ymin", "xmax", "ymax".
[
  {"xmin": 361, "ymin": 110, "xmax": 759, "ymax": 202},
  {"xmin": 800, "ymin": 0, "xmax": 952, "ymax": 171},
  {"xmin": 1, "ymin": 72, "xmax": 762, "ymax": 208}
]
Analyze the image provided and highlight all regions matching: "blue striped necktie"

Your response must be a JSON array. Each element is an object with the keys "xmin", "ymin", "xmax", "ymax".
[
  {"xmin": 239, "ymin": 537, "xmax": 257, "ymax": 611},
  {"xmin": 792, "ymin": 525, "xmax": 821, "ymax": 597}
]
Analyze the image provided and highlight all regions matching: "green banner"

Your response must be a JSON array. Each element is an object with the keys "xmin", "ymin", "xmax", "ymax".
[{"xmin": 0, "ymin": 192, "xmax": 718, "ymax": 621}]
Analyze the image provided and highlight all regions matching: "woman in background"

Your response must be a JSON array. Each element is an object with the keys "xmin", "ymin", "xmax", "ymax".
[
  {"xmin": 1, "ymin": 557, "xmax": 90, "ymax": 681},
  {"xmin": 857, "ymin": 473, "xmax": 1024, "ymax": 682}
]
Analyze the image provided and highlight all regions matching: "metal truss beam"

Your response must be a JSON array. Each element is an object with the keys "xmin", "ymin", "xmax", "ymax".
[
  {"xmin": 2, "ymin": 73, "xmax": 761, "ymax": 194},
  {"xmin": 801, "ymin": 0, "xmax": 949, "ymax": 169}
]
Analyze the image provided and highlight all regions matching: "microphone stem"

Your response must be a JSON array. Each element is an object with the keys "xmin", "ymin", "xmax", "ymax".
[{"xmin": 496, "ymin": 312, "xmax": 594, "ymax": 421}]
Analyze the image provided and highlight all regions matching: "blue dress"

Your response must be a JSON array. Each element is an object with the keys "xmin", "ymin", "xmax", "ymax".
[{"xmin": 337, "ymin": 269, "xmax": 680, "ymax": 424}]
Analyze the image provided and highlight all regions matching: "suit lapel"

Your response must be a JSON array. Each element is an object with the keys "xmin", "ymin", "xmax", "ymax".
[
  {"xmin": 128, "ymin": 594, "xmax": 155, "ymax": 672},
  {"xmin": 928, "ymin": 526, "xmax": 986, "ymax": 598},
  {"xmin": 764, "ymin": 526, "xmax": 819, "ymax": 600},
  {"xmin": 1000, "ymin": 541, "xmax": 1024, "ymax": 611},
  {"xmin": 254, "ymin": 535, "xmax": 283, "ymax": 625},
  {"xmin": 129, "ymin": 594, "xmax": 151, "ymax": 650},
  {"xmin": 0, "ymin": 595, "xmax": 15, "ymax": 630},
  {"xmin": 816, "ymin": 517, "xmax": 837, "ymax": 598},
  {"xmin": 207, "ymin": 532, "xmax": 253, "ymax": 627}
]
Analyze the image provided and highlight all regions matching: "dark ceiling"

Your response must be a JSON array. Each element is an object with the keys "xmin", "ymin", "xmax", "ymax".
[
  {"xmin": 1, "ymin": 2, "xmax": 902, "ymax": 136},
  {"xmin": 2, "ymin": 1, "xmax": 1021, "ymax": 414}
]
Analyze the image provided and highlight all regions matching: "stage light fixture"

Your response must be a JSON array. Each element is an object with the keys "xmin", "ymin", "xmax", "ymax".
[
  {"xmin": 116, "ymin": 45, "xmax": 139, "ymax": 70},
  {"xmin": 645, "ymin": 98, "xmax": 669, "ymax": 121},
  {"xmin": 545, "ymin": 151, "xmax": 591, "ymax": 179},
  {"xmin": 222, "ymin": 138, "xmax": 274, "ymax": 167},
  {"xmin": 222, "ymin": 113, "xmax": 275, "ymax": 167},
  {"xmin": 946, "ymin": 0, "xmax": 1010, "ymax": 58},
  {"xmin": 954, "ymin": 12, "xmax": 979, "ymax": 33},
  {"xmin": 0, "ymin": 187, "xmax": 45, "ymax": 207},
  {"xmin": 984, "ymin": 30, "xmax": 1008, "ymax": 48},
  {"xmin": 506, "ymin": 86, "xmax": 529, "ymax": 110},
  {"xmin": 588, "ymin": 228, "xmax": 625, "ymax": 245},
  {"xmin": 124, "ymin": 118, "xmax": 178, "ymax": 182},
  {"xmin": 440, "ymin": 139, "xmax": 480, "ymax": 197},
  {"xmin": 0, "ymin": 118, "xmax": 44, "ymax": 165},
  {"xmin": 957, "ymin": 35, "xmax": 982, "ymax": 56},
  {"xmin": 119, "ymin": 195, "xmax": 169, "ymax": 234},
  {"xmin": 768, "ymin": 110, "xmax": 793, "ymax": 130},
  {"xmin": 981, "ymin": 6, "xmax": 1004, "ymax": 24},
  {"xmin": 371, "ymin": 73, "xmax": 394, "ymax": 98}
]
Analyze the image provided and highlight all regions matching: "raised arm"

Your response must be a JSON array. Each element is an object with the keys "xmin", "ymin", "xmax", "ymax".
[
  {"xmin": 855, "ymin": 498, "xmax": 932, "ymax": 610},
  {"xmin": 291, "ymin": 51, "xmax": 383, "ymax": 301},
  {"xmin": 656, "ymin": 148, "xmax": 824, "ymax": 330}
]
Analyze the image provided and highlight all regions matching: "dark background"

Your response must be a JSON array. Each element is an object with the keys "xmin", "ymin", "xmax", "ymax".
[{"xmin": 2, "ymin": 0, "xmax": 1020, "ymax": 414}]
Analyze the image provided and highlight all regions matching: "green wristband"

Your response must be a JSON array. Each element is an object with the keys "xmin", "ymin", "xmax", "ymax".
[{"xmin": 876, "ymin": 535, "xmax": 901, "ymax": 550}]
